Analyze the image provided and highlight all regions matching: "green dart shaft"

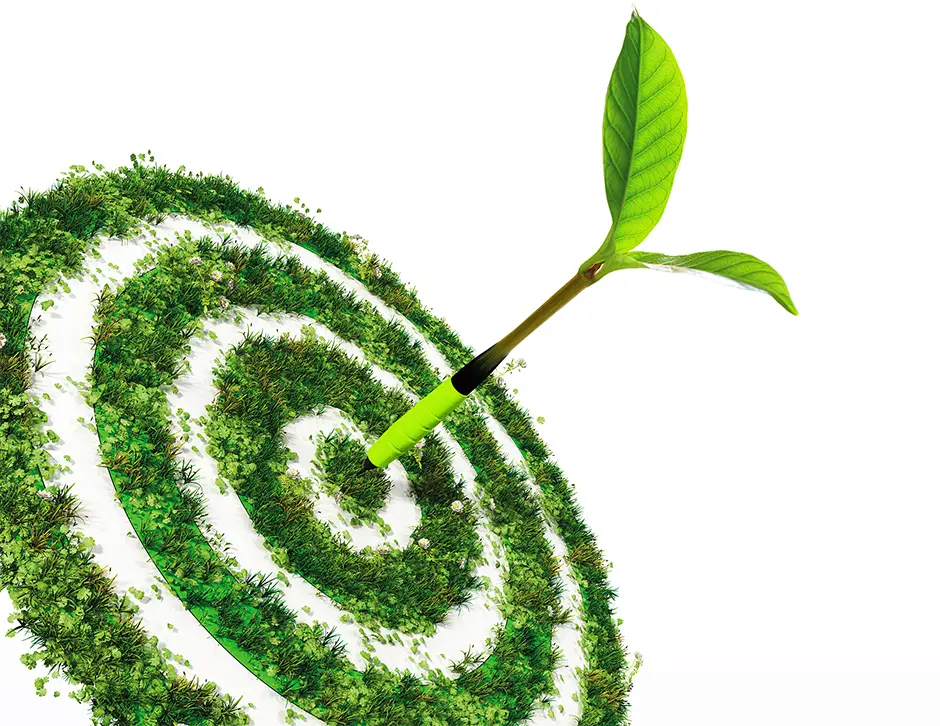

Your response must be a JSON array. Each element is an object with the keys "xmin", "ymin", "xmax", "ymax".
[{"xmin": 362, "ymin": 263, "xmax": 602, "ymax": 470}]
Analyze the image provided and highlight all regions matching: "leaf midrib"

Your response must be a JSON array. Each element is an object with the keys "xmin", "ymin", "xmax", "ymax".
[{"xmin": 614, "ymin": 18, "xmax": 644, "ymax": 232}]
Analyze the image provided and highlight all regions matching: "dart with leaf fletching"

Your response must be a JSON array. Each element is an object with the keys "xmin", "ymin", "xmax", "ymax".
[{"xmin": 362, "ymin": 9, "xmax": 797, "ymax": 473}]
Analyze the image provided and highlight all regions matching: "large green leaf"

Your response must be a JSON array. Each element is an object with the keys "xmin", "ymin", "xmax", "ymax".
[
  {"xmin": 629, "ymin": 250, "xmax": 799, "ymax": 315},
  {"xmin": 580, "ymin": 10, "xmax": 688, "ymax": 281}
]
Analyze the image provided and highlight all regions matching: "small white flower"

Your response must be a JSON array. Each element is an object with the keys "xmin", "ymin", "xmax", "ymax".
[
  {"xmin": 0, "ymin": 332, "xmax": 6, "ymax": 349},
  {"xmin": 211, "ymin": 270, "xmax": 223, "ymax": 282},
  {"xmin": 37, "ymin": 488, "xmax": 54, "ymax": 501},
  {"xmin": 375, "ymin": 268, "xmax": 383, "ymax": 279},
  {"xmin": 334, "ymin": 491, "xmax": 345, "ymax": 503},
  {"xmin": 418, "ymin": 538, "xmax": 430, "ymax": 549},
  {"xmin": 376, "ymin": 543, "xmax": 391, "ymax": 555},
  {"xmin": 189, "ymin": 256, "xmax": 202, "ymax": 266},
  {"xmin": 450, "ymin": 500, "xmax": 464, "ymax": 513},
  {"xmin": 225, "ymin": 261, "xmax": 236, "ymax": 271},
  {"xmin": 488, "ymin": 498, "xmax": 496, "ymax": 510},
  {"xmin": 415, "ymin": 438, "xmax": 424, "ymax": 449},
  {"xmin": 219, "ymin": 296, "xmax": 230, "ymax": 310},
  {"xmin": 458, "ymin": 556, "xmax": 467, "ymax": 568},
  {"xmin": 227, "ymin": 279, "xmax": 235, "ymax": 290}
]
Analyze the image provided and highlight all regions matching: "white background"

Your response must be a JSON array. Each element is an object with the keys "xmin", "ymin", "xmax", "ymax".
[{"xmin": 1, "ymin": 1, "xmax": 938, "ymax": 725}]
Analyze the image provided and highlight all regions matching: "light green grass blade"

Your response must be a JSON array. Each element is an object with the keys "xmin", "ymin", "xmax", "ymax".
[
  {"xmin": 629, "ymin": 249, "xmax": 799, "ymax": 315},
  {"xmin": 580, "ymin": 10, "xmax": 688, "ymax": 281}
]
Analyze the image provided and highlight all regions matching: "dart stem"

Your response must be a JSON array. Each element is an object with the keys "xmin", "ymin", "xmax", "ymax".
[
  {"xmin": 362, "ymin": 262, "xmax": 603, "ymax": 471},
  {"xmin": 452, "ymin": 265, "xmax": 600, "ymax": 393}
]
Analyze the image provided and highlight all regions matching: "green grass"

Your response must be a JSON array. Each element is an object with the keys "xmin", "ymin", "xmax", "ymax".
[
  {"xmin": 312, "ymin": 430, "xmax": 393, "ymax": 522},
  {"xmin": 90, "ymin": 238, "xmax": 560, "ymax": 722},
  {"xmin": 0, "ymin": 154, "xmax": 635, "ymax": 725}
]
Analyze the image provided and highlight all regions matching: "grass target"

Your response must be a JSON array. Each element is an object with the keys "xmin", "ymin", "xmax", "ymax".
[{"xmin": 0, "ymin": 156, "xmax": 636, "ymax": 725}]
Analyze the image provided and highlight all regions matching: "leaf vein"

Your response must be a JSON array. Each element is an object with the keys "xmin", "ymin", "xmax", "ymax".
[
  {"xmin": 632, "ymin": 117, "xmax": 685, "ymax": 163},
  {"xmin": 635, "ymin": 94, "xmax": 681, "ymax": 137},
  {"xmin": 640, "ymin": 70, "xmax": 680, "ymax": 109}
]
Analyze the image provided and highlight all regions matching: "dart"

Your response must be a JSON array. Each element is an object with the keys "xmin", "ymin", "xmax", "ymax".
[{"xmin": 363, "ymin": 8, "xmax": 797, "ymax": 472}]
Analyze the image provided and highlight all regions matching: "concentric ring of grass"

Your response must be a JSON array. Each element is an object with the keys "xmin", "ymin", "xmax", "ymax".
[
  {"xmin": 99, "ymin": 234, "xmax": 491, "ymax": 636},
  {"xmin": 90, "ymin": 237, "xmax": 567, "ymax": 722},
  {"xmin": 207, "ymin": 331, "xmax": 485, "ymax": 633},
  {"xmin": 0, "ymin": 157, "xmax": 634, "ymax": 725}
]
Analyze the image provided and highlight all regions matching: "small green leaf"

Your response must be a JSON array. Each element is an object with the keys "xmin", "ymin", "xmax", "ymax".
[
  {"xmin": 580, "ymin": 10, "xmax": 687, "ymax": 280},
  {"xmin": 629, "ymin": 249, "xmax": 798, "ymax": 315}
]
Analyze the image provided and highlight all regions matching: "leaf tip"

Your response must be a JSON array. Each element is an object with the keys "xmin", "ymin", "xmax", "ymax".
[
  {"xmin": 773, "ymin": 283, "xmax": 798, "ymax": 316},
  {"xmin": 772, "ymin": 289, "xmax": 798, "ymax": 316}
]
